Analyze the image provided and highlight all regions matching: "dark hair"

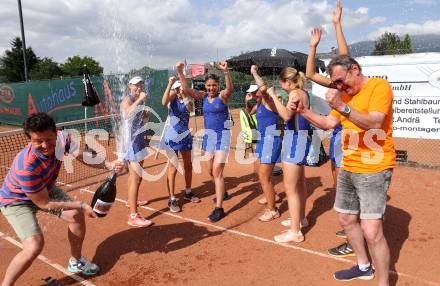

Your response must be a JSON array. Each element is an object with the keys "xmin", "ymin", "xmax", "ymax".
[
  {"xmin": 327, "ymin": 55, "xmax": 362, "ymax": 76},
  {"xmin": 23, "ymin": 113, "xmax": 57, "ymax": 138},
  {"xmin": 204, "ymin": 73, "xmax": 219, "ymax": 82}
]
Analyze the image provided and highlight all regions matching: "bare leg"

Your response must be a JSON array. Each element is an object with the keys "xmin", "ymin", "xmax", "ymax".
[
  {"xmin": 362, "ymin": 219, "xmax": 390, "ymax": 286},
  {"xmin": 338, "ymin": 213, "xmax": 370, "ymax": 265},
  {"xmin": 258, "ymin": 161, "xmax": 276, "ymax": 211},
  {"xmin": 1, "ymin": 234, "xmax": 44, "ymax": 286},
  {"xmin": 128, "ymin": 160, "xmax": 143, "ymax": 214},
  {"xmin": 60, "ymin": 209, "xmax": 86, "ymax": 260},
  {"xmin": 297, "ymin": 166, "xmax": 307, "ymax": 221},
  {"xmin": 181, "ymin": 150, "xmax": 192, "ymax": 189},
  {"xmin": 212, "ymin": 151, "xmax": 227, "ymax": 208},
  {"xmin": 166, "ymin": 150, "xmax": 178, "ymax": 198},
  {"xmin": 283, "ymin": 163, "xmax": 303, "ymax": 233}
]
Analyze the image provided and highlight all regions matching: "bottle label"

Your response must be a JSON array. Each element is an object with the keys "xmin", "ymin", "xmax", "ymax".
[{"xmin": 93, "ymin": 199, "xmax": 113, "ymax": 214}]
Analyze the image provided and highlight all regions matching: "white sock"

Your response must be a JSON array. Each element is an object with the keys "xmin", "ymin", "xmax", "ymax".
[
  {"xmin": 130, "ymin": 213, "xmax": 138, "ymax": 219},
  {"xmin": 185, "ymin": 188, "xmax": 191, "ymax": 194},
  {"xmin": 358, "ymin": 262, "xmax": 371, "ymax": 271},
  {"xmin": 170, "ymin": 196, "xmax": 176, "ymax": 200}
]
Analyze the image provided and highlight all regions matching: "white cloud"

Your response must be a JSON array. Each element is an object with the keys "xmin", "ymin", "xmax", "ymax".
[
  {"xmin": 0, "ymin": 0, "xmax": 434, "ymax": 74},
  {"xmin": 367, "ymin": 19, "xmax": 440, "ymax": 40}
]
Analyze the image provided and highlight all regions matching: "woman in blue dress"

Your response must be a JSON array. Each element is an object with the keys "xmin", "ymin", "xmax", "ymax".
[
  {"xmin": 120, "ymin": 76, "xmax": 152, "ymax": 228},
  {"xmin": 176, "ymin": 60, "xmax": 233, "ymax": 222},
  {"xmin": 161, "ymin": 76, "xmax": 200, "ymax": 213},
  {"xmin": 244, "ymin": 81, "xmax": 282, "ymax": 222},
  {"xmin": 252, "ymin": 66, "xmax": 311, "ymax": 243}
]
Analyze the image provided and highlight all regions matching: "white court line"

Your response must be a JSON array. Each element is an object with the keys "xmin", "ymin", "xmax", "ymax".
[
  {"xmin": 0, "ymin": 231, "xmax": 96, "ymax": 286},
  {"xmin": 72, "ymin": 186, "xmax": 439, "ymax": 286}
]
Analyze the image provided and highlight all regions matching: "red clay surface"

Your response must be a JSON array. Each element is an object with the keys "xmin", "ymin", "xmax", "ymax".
[{"xmin": 1, "ymin": 112, "xmax": 440, "ymax": 285}]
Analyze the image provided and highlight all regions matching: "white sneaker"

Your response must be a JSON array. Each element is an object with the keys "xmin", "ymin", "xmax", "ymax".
[
  {"xmin": 281, "ymin": 217, "xmax": 309, "ymax": 228},
  {"xmin": 274, "ymin": 229, "xmax": 304, "ymax": 243}
]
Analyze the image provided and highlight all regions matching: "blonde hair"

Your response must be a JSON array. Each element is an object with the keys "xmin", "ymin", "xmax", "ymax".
[{"xmin": 279, "ymin": 67, "xmax": 305, "ymax": 90}]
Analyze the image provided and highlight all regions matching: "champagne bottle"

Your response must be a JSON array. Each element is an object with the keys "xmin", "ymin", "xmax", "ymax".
[
  {"xmin": 91, "ymin": 170, "xmax": 117, "ymax": 217},
  {"xmin": 81, "ymin": 65, "xmax": 100, "ymax": 107}
]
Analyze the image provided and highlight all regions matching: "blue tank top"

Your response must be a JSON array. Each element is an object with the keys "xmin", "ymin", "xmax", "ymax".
[
  {"xmin": 286, "ymin": 91, "xmax": 311, "ymax": 131},
  {"xmin": 122, "ymin": 93, "xmax": 145, "ymax": 139},
  {"xmin": 168, "ymin": 97, "xmax": 190, "ymax": 133},
  {"xmin": 203, "ymin": 93, "xmax": 228, "ymax": 132},
  {"xmin": 256, "ymin": 103, "xmax": 279, "ymax": 137}
]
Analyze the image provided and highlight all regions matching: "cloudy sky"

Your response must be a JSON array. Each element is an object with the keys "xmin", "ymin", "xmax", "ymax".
[{"xmin": 1, "ymin": 0, "xmax": 439, "ymax": 73}]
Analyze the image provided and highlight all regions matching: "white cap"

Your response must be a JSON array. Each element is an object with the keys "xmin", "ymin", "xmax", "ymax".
[
  {"xmin": 171, "ymin": 80, "xmax": 182, "ymax": 89},
  {"xmin": 129, "ymin": 76, "xmax": 144, "ymax": 85},
  {"xmin": 246, "ymin": 84, "xmax": 259, "ymax": 93}
]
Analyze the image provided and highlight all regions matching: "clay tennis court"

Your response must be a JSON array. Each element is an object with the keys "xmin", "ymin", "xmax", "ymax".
[{"xmin": 0, "ymin": 113, "xmax": 439, "ymax": 286}]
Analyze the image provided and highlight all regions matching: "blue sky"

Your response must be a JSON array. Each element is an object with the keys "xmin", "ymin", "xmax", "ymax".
[{"xmin": 0, "ymin": 0, "xmax": 439, "ymax": 73}]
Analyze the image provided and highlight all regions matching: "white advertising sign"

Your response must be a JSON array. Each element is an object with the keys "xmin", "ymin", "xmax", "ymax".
[{"xmin": 312, "ymin": 53, "xmax": 440, "ymax": 139}]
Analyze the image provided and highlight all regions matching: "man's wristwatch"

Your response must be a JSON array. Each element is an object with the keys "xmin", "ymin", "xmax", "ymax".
[{"xmin": 340, "ymin": 104, "xmax": 351, "ymax": 117}]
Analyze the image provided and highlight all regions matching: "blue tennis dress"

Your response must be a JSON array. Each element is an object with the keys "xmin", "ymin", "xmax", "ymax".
[
  {"xmin": 121, "ymin": 94, "xmax": 148, "ymax": 162},
  {"xmin": 255, "ymin": 103, "xmax": 282, "ymax": 164},
  {"xmin": 330, "ymin": 124, "xmax": 343, "ymax": 167},
  {"xmin": 282, "ymin": 112, "xmax": 311, "ymax": 165},
  {"xmin": 164, "ymin": 97, "xmax": 192, "ymax": 151},
  {"xmin": 202, "ymin": 93, "xmax": 231, "ymax": 153}
]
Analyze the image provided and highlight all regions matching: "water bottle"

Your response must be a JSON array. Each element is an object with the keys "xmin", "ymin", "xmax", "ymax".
[{"xmin": 90, "ymin": 170, "xmax": 117, "ymax": 217}]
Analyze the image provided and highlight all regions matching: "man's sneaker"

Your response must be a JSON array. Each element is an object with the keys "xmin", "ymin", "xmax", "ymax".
[
  {"xmin": 208, "ymin": 207, "xmax": 225, "ymax": 222},
  {"xmin": 212, "ymin": 192, "xmax": 231, "ymax": 203},
  {"xmin": 168, "ymin": 198, "xmax": 181, "ymax": 213},
  {"xmin": 183, "ymin": 192, "xmax": 200, "ymax": 203},
  {"xmin": 257, "ymin": 194, "xmax": 281, "ymax": 205},
  {"xmin": 127, "ymin": 213, "xmax": 153, "ymax": 227},
  {"xmin": 258, "ymin": 209, "xmax": 280, "ymax": 222},
  {"xmin": 274, "ymin": 229, "xmax": 304, "ymax": 243},
  {"xmin": 328, "ymin": 242, "xmax": 356, "ymax": 257},
  {"xmin": 334, "ymin": 265, "xmax": 374, "ymax": 281},
  {"xmin": 335, "ymin": 229, "xmax": 347, "ymax": 238},
  {"xmin": 67, "ymin": 256, "xmax": 100, "ymax": 276},
  {"xmin": 281, "ymin": 217, "xmax": 309, "ymax": 228}
]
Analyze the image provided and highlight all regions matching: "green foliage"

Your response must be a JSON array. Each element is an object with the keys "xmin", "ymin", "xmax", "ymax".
[
  {"xmin": 372, "ymin": 32, "xmax": 412, "ymax": 55},
  {"xmin": 60, "ymin": 55, "xmax": 103, "ymax": 76},
  {"xmin": 30, "ymin": 57, "xmax": 62, "ymax": 80},
  {"xmin": 0, "ymin": 37, "xmax": 39, "ymax": 82}
]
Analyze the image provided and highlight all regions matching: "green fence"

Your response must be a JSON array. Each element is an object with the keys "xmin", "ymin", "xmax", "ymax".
[{"xmin": 0, "ymin": 70, "xmax": 170, "ymax": 126}]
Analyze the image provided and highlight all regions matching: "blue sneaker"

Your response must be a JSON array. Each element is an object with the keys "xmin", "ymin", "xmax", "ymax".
[
  {"xmin": 67, "ymin": 256, "xmax": 100, "ymax": 276},
  {"xmin": 334, "ymin": 265, "xmax": 374, "ymax": 281}
]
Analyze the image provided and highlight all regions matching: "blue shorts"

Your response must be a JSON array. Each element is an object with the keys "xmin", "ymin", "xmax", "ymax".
[
  {"xmin": 202, "ymin": 129, "xmax": 231, "ymax": 153},
  {"xmin": 330, "ymin": 129, "xmax": 343, "ymax": 168},
  {"xmin": 256, "ymin": 135, "xmax": 282, "ymax": 164},
  {"xmin": 164, "ymin": 129, "xmax": 193, "ymax": 151},
  {"xmin": 281, "ymin": 130, "xmax": 311, "ymax": 165}
]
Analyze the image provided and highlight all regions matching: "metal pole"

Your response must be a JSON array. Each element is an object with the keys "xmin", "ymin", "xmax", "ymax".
[{"xmin": 17, "ymin": 0, "xmax": 28, "ymax": 81}]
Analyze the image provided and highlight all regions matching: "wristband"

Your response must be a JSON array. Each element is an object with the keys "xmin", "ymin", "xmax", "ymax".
[{"xmin": 79, "ymin": 201, "xmax": 84, "ymax": 210}]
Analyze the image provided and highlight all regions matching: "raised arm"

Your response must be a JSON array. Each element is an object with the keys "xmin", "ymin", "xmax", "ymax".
[
  {"xmin": 265, "ymin": 86, "xmax": 296, "ymax": 122},
  {"xmin": 176, "ymin": 61, "xmax": 204, "ymax": 100},
  {"xmin": 250, "ymin": 65, "xmax": 267, "ymax": 88},
  {"xmin": 120, "ymin": 91, "xmax": 147, "ymax": 119},
  {"xmin": 218, "ymin": 61, "xmax": 234, "ymax": 100},
  {"xmin": 333, "ymin": 0, "xmax": 349, "ymax": 56},
  {"xmin": 288, "ymin": 94, "xmax": 340, "ymax": 130},
  {"xmin": 162, "ymin": 76, "xmax": 178, "ymax": 106},
  {"xmin": 306, "ymin": 27, "xmax": 332, "ymax": 86}
]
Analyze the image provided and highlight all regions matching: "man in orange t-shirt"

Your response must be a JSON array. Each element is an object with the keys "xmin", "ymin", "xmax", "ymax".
[{"xmin": 289, "ymin": 55, "xmax": 395, "ymax": 285}]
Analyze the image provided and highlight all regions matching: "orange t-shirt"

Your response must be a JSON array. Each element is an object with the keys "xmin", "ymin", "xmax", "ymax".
[{"xmin": 330, "ymin": 78, "xmax": 396, "ymax": 173}]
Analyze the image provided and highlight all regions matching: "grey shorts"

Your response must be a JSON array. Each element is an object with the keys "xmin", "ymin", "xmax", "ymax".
[
  {"xmin": 334, "ymin": 169, "xmax": 393, "ymax": 219},
  {"xmin": 0, "ymin": 186, "xmax": 72, "ymax": 241}
]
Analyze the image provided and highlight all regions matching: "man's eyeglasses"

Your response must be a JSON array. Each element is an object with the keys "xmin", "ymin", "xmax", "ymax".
[{"xmin": 330, "ymin": 68, "xmax": 351, "ymax": 89}]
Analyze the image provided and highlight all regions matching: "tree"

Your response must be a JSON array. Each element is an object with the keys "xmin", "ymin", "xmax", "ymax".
[
  {"xmin": 0, "ymin": 37, "xmax": 39, "ymax": 82},
  {"xmin": 372, "ymin": 32, "xmax": 412, "ymax": 55},
  {"xmin": 30, "ymin": 57, "xmax": 62, "ymax": 80},
  {"xmin": 60, "ymin": 55, "xmax": 103, "ymax": 76}
]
